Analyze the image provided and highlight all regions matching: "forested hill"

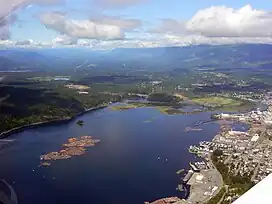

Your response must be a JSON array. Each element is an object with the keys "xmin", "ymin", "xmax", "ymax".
[{"xmin": 0, "ymin": 44, "xmax": 272, "ymax": 72}]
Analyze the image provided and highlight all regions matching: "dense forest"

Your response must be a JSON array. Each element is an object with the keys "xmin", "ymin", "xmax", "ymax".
[
  {"xmin": 148, "ymin": 93, "xmax": 181, "ymax": 103},
  {"xmin": 0, "ymin": 84, "xmax": 122, "ymax": 133}
]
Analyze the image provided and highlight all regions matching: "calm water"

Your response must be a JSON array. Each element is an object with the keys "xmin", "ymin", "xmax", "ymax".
[{"xmin": 0, "ymin": 107, "xmax": 220, "ymax": 204}]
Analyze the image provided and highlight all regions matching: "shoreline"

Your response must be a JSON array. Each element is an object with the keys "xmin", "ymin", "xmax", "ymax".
[
  {"xmin": 0, "ymin": 103, "xmax": 246, "ymax": 204},
  {"xmin": 147, "ymin": 117, "xmax": 223, "ymax": 204},
  {"xmin": 0, "ymin": 99, "xmax": 189, "ymax": 139},
  {"xmin": 185, "ymin": 112, "xmax": 257, "ymax": 204},
  {"xmin": 184, "ymin": 117, "xmax": 227, "ymax": 204},
  {"xmin": 0, "ymin": 104, "xmax": 108, "ymax": 139}
]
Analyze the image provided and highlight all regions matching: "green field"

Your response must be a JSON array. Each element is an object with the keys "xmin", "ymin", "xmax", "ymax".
[
  {"xmin": 157, "ymin": 107, "xmax": 186, "ymax": 115},
  {"xmin": 192, "ymin": 96, "xmax": 243, "ymax": 108},
  {"xmin": 110, "ymin": 103, "xmax": 184, "ymax": 115},
  {"xmin": 110, "ymin": 102, "xmax": 205, "ymax": 115},
  {"xmin": 110, "ymin": 103, "xmax": 146, "ymax": 111}
]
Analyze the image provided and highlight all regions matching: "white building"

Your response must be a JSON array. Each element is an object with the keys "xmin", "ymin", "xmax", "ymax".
[{"xmin": 251, "ymin": 135, "xmax": 259, "ymax": 142}]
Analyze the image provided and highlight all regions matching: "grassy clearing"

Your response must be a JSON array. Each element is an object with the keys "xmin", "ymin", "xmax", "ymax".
[
  {"xmin": 159, "ymin": 108, "xmax": 185, "ymax": 115},
  {"xmin": 191, "ymin": 96, "xmax": 243, "ymax": 108},
  {"xmin": 173, "ymin": 93, "xmax": 188, "ymax": 100},
  {"xmin": 110, "ymin": 103, "xmax": 187, "ymax": 115},
  {"xmin": 110, "ymin": 102, "xmax": 206, "ymax": 116},
  {"xmin": 110, "ymin": 103, "xmax": 146, "ymax": 111},
  {"xmin": 217, "ymin": 104, "xmax": 254, "ymax": 112}
]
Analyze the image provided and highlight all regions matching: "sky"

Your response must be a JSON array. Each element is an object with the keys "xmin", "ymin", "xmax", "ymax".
[{"xmin": 0, "ymin": 0, "xmax": 272, "ymax": 48}]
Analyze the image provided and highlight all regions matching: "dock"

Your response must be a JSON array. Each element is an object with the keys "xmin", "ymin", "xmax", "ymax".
[
  {"xmin": 183, "ymin": 170, "xmax": 194, "ymax": 183},
  {"xmin": 189, "ymin": 162, "xmax": 200, "ymax": 172}
]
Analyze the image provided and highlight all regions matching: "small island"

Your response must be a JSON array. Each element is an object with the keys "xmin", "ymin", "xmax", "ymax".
[
  {"xmin": 76, "ymin": 120, "xmax": 84, "ymax": 126},
  {"xmin": 40, "ymin": 136, "xmax": 100, "ymax": 166}
]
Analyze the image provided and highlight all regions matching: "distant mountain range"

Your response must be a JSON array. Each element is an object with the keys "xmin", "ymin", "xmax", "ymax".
[{"xmin": 0, "ymin": 44, "xmax": 272, "ymax": 72}]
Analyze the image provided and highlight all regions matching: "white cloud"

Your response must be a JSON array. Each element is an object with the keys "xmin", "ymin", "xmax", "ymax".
[
  {"xmin": 52, "ymin": 35, "xmax": 78, "ymax": 45},
  {"xmin": 186, "ymin": 4, "xmax": 272, "ymax": 37},
  {"xmin": 0, "ymin": 0, "xmax": 64, "ymax": 39},
  {"xmin": 0, "ymin": 0, "xmax": 63, "ymax": 19},
  {"xmin": 0, "ymin": 0, "xmax": 26, "ymax": 18},
  {"xmin": 0, "ymin": 39, "xmax": 14, "ymax": 46},
  {"xmin": 152, "ymin": 5, "xmax": 272, "ymax": 39},
  {"xmin": 2, "ymin": 3, "xmax": 272, "ymax": 48},
  {"xmin": 90, "ymin": 15, "xmax": 142, "ymax": 31},
  {"xmin": 39, "ymin": 12, "xmax": 125, "ymax": 40},
  {"xmin": 156, "ymin": 34, "xmax": 272, "ymax": 46},
  {"xmin": 0, "ymin": 0, "xmax": 23, "ymax": 39},
  {"xmin": 145, "ymin": 4, "xmax": 272, "ymax": 47},
  {"xmin": 3, "ymin": 34, "xmax": 272, "ymax": 49},
  {"xmin": 89, "ymin": 40, "xmax": 154, "ymax": 50}
]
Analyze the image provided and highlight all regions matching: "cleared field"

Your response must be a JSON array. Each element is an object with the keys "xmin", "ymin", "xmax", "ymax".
[
  {"xmin": 174, "ymin": 93, "xmax": 188, "ymax": 100},
  {"xmin": 110, "ymin": 103, "xmax": 146, "ymax": 111},
  {"xmin": 110, "ymin": 103, "xmax": 200, "ymax": 115},
  {"xmin": 192, "ymin": 97, "xmax": 243, "ymax": 107},
  {"xmin": 110, "ymin": 104, "xmax": 182, "ymax": 114},
  {"xmin": 65, "ymin": 84, "xmax": 90, "ymax": 90},
  {"xmin": 157, "ymin": 106, "xmax": 186, "ymax": 115}
]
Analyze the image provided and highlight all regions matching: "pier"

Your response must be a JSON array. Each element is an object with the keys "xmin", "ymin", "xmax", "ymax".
[{"xmin": 183, "ymin": 170, "xmax": 194, "ymax": 183}]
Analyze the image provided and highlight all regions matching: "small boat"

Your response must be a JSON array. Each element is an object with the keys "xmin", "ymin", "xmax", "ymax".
[
  {"xmin": 157, "ymin": 156, "xmax": 161, "ymax": 160},
  {"xmin": 165, "ymin": 159, "xmax": 168, "ymax": 162}
]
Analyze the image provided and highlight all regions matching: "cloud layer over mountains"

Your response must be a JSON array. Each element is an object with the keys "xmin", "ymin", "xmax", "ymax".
[{"xmin": 1, "ymin": 0, "xmax": 272, "ymax": 48}]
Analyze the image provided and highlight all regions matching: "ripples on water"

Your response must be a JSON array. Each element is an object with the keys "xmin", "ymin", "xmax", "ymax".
[{"xmin": 0, "ymin": 107, "xmax": 220, "ymax": 204}]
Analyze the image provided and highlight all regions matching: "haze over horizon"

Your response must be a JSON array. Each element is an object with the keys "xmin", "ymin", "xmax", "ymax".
[{"xmin": 1, "ymin": 0, "xmax": 272, "ymax": 49}]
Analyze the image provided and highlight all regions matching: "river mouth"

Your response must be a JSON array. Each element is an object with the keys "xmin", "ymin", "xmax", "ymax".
[{"xmin": 0, "ymin": 106, "xmax": 220, "ymax": 204}]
